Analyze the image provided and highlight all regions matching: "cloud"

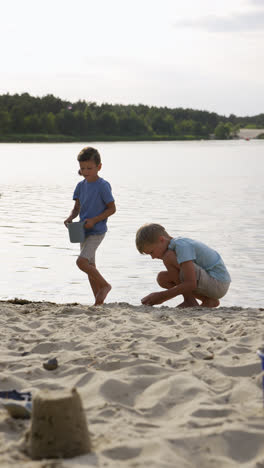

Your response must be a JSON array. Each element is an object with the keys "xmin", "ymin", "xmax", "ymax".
[
  {"xmin": 174, "ymin": 10, "xmax": 264, "ymax": 33},
  {"xmin": 249, "ymin": 0, "xmax": 264, "ymax": 7}
]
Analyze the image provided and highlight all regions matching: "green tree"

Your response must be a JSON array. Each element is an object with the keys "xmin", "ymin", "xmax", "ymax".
[
  {"xmin": 84, "ymin": 108, "xmax": 95, "ymax": 134},
  {"xmin": 96, "ymin": 112, "xmax": 119, "ymax": 135},
  {"xmin": 0, "ymin": 111, "xmax": 11, "ymax": 133},
  {"xmin": 214, "ymin": 122, "xmax": 232, "ymax": 139},
  {"xmin": 73, "ymin": 111, "xmax": 87, "ymax": 136},
  {"xmin": 10, "ymin": 106, "xmax": 25, "ymax": 132},
  {"xmin": 179, "ymin": 119, "xmax": 195, "ymax": 135},
  {"xmin": 38, "ymin": 112, "xmax": 57, "ymax": 134},
  {"xmin": 152, "ymin": 115, "xmax": 175, "ymax": 135},
  {"xmin": 56, "ymin": 110, "xmax": 76, "ymax": 135},
  {"xmin": 24, "ymin": 114, "xmax": 42, "ymax": 133},
  {"xmin": 231, "ymin": 124, "xmax": 240, "ymax": 138},
  {"xmin": 119, "ymin": 113, "xmax": 149, "ymax": 135}
]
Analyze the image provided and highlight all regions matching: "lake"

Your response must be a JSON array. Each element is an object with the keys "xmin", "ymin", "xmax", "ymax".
[{"xmin": 0, "ymin": 140, "xmax": 263, "ymax": 308}]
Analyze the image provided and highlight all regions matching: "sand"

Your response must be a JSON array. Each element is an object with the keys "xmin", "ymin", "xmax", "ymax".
[
  {"xmin": 238, "ymin": 128, "xmax": 264, "ymax": 139},
  {"xmin": 0, "ymin": 299, "xmax": 264, "ymax": 467}
]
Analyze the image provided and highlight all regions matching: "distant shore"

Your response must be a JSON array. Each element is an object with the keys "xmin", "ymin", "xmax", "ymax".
[
  {"xmin": 0, "ymin": 129, "xmax": 263, "ymax": 143},
  {"xmin": 0, "ymin": 133, "xmax": 206, "ymax": 143}
]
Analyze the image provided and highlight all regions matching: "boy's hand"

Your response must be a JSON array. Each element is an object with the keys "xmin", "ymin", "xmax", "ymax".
[
  {"xmin": 84, "ymin": 218, "xmax": 95, "ymax": 230},
  {"xmin": 64, "ymin": 217, "xmax": 73, "ymax": 227},
  {"xmin": 141, "ymin": 292, "xmax": 166, "ymax": 306}
]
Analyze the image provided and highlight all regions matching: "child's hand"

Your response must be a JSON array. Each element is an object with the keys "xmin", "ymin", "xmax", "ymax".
[
  {"xmin": 64, "ymin": 217, "xmax": 73, "ymax": 227},
  {"xmin": 84, "ymin": 218, "xmax": 95, "ymax": 230},
  {"xmin": 141, "ymin": 292, "xmax": 166, "ymax": 306}
]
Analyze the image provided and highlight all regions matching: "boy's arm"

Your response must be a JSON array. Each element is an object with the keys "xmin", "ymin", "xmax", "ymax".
[
  {"xmin": 141, "ymin": 259, "xmax": 197, "ymax": 306},
  {"xmin": 84, "ymin": 201, "xmax": 116, "ymax": 230},
  {"xmin": 64, "ymin": 199, "xmax": 80, "ymax": 226}
]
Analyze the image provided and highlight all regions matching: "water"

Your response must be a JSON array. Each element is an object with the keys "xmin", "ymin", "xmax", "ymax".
[{"xmin": 0, "ymin": 140, "xmax": 263, "ymax": 308}]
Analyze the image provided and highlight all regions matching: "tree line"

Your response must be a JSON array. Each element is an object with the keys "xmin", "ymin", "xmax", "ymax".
[{"xmin": 0, "ymin": 92, "xmax": 263, "ymax": 141}]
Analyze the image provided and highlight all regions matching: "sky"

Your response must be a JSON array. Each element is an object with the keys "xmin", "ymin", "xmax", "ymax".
[{"xmin": 1, "ymin": 0, "xmax": 264, "ymax": 116}]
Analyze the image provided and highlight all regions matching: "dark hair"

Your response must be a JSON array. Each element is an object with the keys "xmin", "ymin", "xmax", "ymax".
[{"xmin": 77, "ymin": 147, "xmax": 101, "ymax": 165}]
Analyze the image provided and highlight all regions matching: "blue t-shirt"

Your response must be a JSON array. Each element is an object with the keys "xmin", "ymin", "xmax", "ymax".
[
  {"xmin": 168, "ymin": 237, "xmax": 231, "ymax": 283},
  {"xmin": 73, "ymin": 177, "xmax": 114, "ymax": 235}
]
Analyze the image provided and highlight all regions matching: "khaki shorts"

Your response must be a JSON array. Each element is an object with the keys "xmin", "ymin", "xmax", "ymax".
[
  {"xmin": 180, "ymin": 263, "xmax": 230, "ymax": 299},
  {"xmin": 79, "ymin": 233, "xmax": 105, "ymax": 264}
]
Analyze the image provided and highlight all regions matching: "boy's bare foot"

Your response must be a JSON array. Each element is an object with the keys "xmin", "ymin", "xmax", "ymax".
[
  {"xmin": 177, "ymin": 298, "xmax": 199, "ymax": 308},
  {"xmin": 94, "ymin": 284, "xmax": 112, "ymax": 306},
  {"xmin": 201, "ymin": 298, "xmax": 220, "ymax": 308}
]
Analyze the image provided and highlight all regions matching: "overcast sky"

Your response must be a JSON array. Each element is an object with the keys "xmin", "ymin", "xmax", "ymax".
[{"xmin": 1, "ymin": 0, "xmax": 263, "ymax": 116}]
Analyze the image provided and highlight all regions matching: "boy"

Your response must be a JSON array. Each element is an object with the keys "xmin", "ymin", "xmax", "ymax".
[
  {"xmin": 136, "ymin": 223, "xmax": 231, "ymax": 308},
  {"xmin": 64, "ymin": 147, "xmax": 116, "ymax": 305}
]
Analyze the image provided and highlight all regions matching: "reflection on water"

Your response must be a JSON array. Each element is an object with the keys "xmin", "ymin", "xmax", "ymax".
[{"xmin": 0, "ymin": 140, "xmax": 263, "ymax": 307}]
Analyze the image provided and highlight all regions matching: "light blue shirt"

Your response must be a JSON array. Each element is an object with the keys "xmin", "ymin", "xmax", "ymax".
[
  {"xmin": 73, "ymin": 177, "xmax": 114, "ymax": 235},
  {"xmin": 168, "ymin": 237, "xmax": 231, "ymax": 283}
]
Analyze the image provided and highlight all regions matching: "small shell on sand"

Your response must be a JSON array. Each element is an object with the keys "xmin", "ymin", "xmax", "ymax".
[{"xmin": 43, "ymin": 357, "xmax": 58, "ymax": 371}]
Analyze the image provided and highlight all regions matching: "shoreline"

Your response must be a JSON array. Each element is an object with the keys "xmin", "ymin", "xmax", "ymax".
[
  {"xmin": 0, "ymin": 128, "xmax": 263, "ymax": 143},
  {"xmin": 0, "ymin": 300, "xmax": 264, "ymax": 467},
  {"xmin": 0, "ymin": 134, "xmax": 206, "ymax": 143}
]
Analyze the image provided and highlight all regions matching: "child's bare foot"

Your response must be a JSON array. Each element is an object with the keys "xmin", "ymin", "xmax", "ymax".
[
  {"xmin": 201, "ymin": 298, "xmax": 220, "ymax": 308},
  {"xmin": 94, "ymin": 284, "xmax": 112, "ymax": 305},
  {"xmin": 177, "ymin": 298, "xmax": 199, "ymax": 308}
]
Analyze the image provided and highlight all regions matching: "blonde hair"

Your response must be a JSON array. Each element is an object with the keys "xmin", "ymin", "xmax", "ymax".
[{"xmin": 136, "ymin": 223, "xmax": 169, "ymax": 254}]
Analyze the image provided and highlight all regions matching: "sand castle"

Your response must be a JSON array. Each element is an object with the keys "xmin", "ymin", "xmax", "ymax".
[{"xmin": 27, "ymin": 387, "xmax": 91, "ymax": 459}]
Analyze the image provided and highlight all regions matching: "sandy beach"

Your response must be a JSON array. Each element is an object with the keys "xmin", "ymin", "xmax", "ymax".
[{"xmin": 0, "ymin": 299, "xmax": 264, "ymax": 467}]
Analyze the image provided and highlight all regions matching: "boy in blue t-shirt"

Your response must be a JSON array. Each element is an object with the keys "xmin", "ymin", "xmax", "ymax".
[
  {"xmin": 64, "ymin": 147, "xmax": 116, "ymax": 305},
  {"xmin": 136, "ymin": 223, "xmax": 231, "ymax": 308}
]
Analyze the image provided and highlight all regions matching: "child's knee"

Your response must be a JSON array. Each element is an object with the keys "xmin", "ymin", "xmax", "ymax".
[
  {"xmin": 157, "ymin": 271, "xmax": 169, "ymax": 287},
  {"xmin": 76, "ymin": 256, "xmax": 88, "ymax": 270},
  {"xmin": 76, "ymin": 256, "xmax": 84, "ymax": 269},
  {"xmin": 76, "ymin": 256, "xmax": 95, "ymax": 270}
]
